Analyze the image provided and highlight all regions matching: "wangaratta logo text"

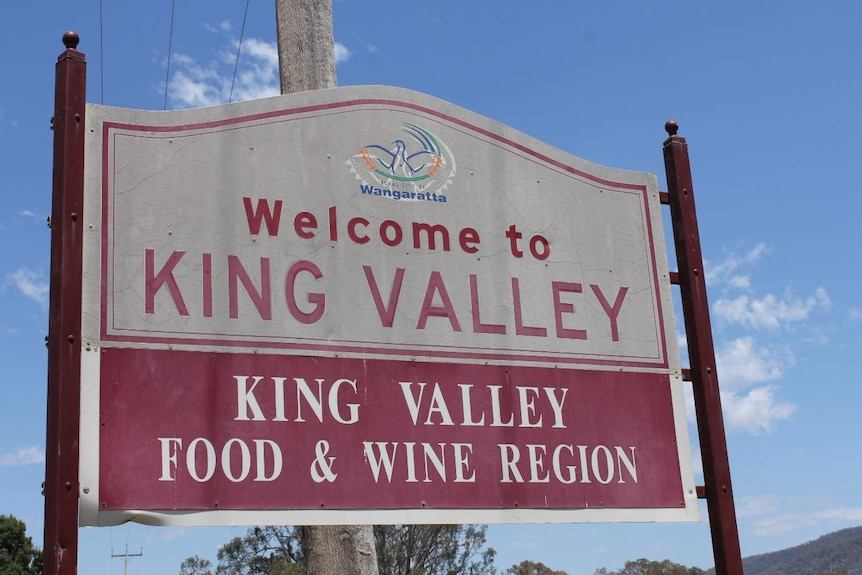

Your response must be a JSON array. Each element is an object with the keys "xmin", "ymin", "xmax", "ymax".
[{"xmin": 347, "ymin": 123, "xmax": 456, "ymax": 203}]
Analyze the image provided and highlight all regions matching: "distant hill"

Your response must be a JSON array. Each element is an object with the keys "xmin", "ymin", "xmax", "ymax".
[{"xmin": 706, "ymin": 526, "xmax": 862, "ymax": 575}]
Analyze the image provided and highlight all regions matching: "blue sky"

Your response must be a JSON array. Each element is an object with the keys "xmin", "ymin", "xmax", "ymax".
[{"xmin": 2, "ymin": 1, "xmax": 861, "ymax": 574}]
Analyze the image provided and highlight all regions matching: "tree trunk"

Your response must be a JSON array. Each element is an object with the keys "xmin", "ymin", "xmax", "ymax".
[
  {"xmin": 304, "ymin": 526, "xmax": 378, "ymax": 575},
  {"xmin": 274, "ymin": 2, "xmax": 378, "ymax": 574}
]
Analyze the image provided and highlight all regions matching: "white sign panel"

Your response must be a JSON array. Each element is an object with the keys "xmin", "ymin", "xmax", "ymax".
[{"xmin": 79, "ymin": 86, "xmax": 697, "ymax": 526}]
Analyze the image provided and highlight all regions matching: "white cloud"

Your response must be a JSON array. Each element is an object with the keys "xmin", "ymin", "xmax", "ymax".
[
  {"xmin": 19, "ymin": 209, "xmax": 40, "ymax": 218},
  {"xmin": 167, "ymin": 36, "xmax": 350, "ymax": 109},
  {"xmin": 242, "ymin": 37, "xmax": 279, "ymax": 66},
  {"xmin": 155, "ymin": 527, "xmax": 192, "ymax": 541},
  {"xmin": 712, "ymin": 338, "xmax": 795, "ymax": 433},
  {"xmin": 737, "ymin": 494, "xmax": 779, "ymax": 518},
  {"xmin": 715, "ymin": 337, "xmax": 787, "ymax": 390},
  {"xmin": 168, "ymin": 41, "xmax": 281, "ymax": 108},
  {"xmin": 334, "ymin": 42, "xmax": 352, "ymax": 63},
  {"xmin": 707, "ymin": 245, "xmax": 831, "ymax": 330},
  {"xmin": 0, "ymin": 446, "xmax": 45, "ymax": 467},
  {"xmin": 750, "ymin": 513, "xmax": 811, "ymax": 536},
  {"xmin": 7, "ymin": 268, "xmax": 49, "ymax": 310},
  {"xmin": 694, "ymin": 244, "xmax": 835, "ymax": 434},
  {"xmin": 230, "ymin": 38, "xmax": 281, "ymax": 102},
  {"xmin": 722, "ymin": 386, "xmax": 795, "ymax": 434},
  {"xmin": 706, "ymin": 243, "xmax": 770, "ymax": 288},
  {"xmin": 727, "ymin": 275, "xmax": 751, "ymax": 290},
  {"xmin": 713, "ymin": 287, "xmax": 831, "ymax": 330},
  {"xmin": 750, "ymin": 507, "xmax": 862, "ymax": 536},
  {"xmin": 204, "ymin": 20, "xmax": 232, "ymax": 34},
  {"xmin": 168, "ymin": 53, "xmax": 226, "ymax": 108},
  {"xmin": 849, "ymin": 308, "xmax": 862, "ymax": 322},
  {"xmin": 816, "ymin": 508, "xmax": 862, "ymax": 521}
]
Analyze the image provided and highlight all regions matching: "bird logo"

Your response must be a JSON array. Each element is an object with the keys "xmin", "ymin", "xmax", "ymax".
[{"xmin": 348, "ymin": 123, "xmax": 456, "ymax": 202}]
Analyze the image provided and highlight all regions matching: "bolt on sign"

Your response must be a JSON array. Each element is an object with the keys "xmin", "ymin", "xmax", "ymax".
[{"xmin": 78, "ymin": 86, "xmax": 698, "ymax": 526}]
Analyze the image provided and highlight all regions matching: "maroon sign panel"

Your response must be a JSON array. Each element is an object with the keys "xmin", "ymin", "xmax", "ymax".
[
  {"xmin": 100, "ymin": 349, "xmax": 683, "ymax": 511},
  {"xmin": 79, "ymin": 86, "xmax": 697, "ymax": 525}
]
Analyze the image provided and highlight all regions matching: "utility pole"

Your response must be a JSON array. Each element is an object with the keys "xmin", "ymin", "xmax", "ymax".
[
  {"xmin": 273, "ymin": 2, "xmax": 379, "ymax": 574},
  {"xmin": 275, "ymin": 0, "xmax": 336, "ymax": 93},
  {"xmin": 111, "ymin": 545, "xmax": 143, "ymax": 575}
]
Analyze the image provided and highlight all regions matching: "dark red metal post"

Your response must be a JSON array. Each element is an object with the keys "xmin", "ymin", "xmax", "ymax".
[
  {"xmin": 44, "ymin": 31, "xmax": 86, "ymax": 575},
  {"xmin": 662, "ymin": 121, "xmax": 743, "ymax": 575}
]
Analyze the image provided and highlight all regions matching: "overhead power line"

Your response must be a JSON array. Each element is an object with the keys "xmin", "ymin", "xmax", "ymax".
[
  {"xmin": 164, "ymin": 0, "xmax": 177, "ymax": 110},
  {"xmin": 230, "ymin": 0, "xmax": 253, "ymax": 103}
]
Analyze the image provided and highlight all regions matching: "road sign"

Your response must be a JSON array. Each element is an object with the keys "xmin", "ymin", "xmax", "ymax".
[{"xmin": 78, "ymin": 86, "xmax": 697, "ymax": 526}]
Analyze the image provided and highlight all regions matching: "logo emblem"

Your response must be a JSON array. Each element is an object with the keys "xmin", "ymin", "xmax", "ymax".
[{"xmin": 348, "ymin": 123, "xmax": 456, "ymax": 203}]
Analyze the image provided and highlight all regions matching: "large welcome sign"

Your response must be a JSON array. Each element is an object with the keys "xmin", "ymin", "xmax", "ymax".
[{"xmin": 78, "ymin": 86, "xmax": 697, "ymax": 526}]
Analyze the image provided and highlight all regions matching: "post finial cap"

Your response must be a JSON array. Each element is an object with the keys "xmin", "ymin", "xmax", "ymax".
[
  {"xmin": 62, "ymin": 31, "xmax": 80, "ymax": 50},
  {"xmin": 665, "ymin": 120, "xmax": 679, "ymax": 136}
]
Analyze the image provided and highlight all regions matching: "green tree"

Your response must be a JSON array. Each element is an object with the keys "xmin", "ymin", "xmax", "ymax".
[
  {"xmin": 594, "ymin": 558, "xmax": 705, "ymax": 575},
  {"xmin": 505, "ymin": 559, "xmax": 569, "ymax": 575},
  {"xmin": 183, "ymin": 524, "xmax": 495, "ymax": 575},
  {"xmin": 215, "ymin": 526, "xmax": 304, "ymax": 575},
  {"xmin": 180, "ymin": 556, "xmax": 214, "ymax": 575},
  {"xmin": 374, "ymin": 525, "xmax": 495, "ymax": 575},
  {"xmin": 0, "ymin": 515, "xmax": 42, "ymax": 575}
]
